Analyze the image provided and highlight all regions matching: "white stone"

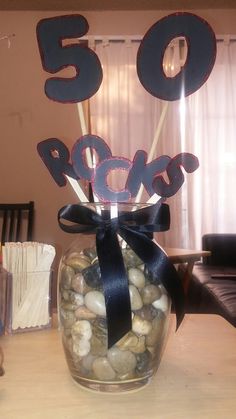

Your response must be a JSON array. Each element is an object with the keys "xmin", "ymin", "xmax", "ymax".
[
  {"xmin": 84, "ymin": 291, "xmax": 106, "ymax": 316},
  {"xmin": 73, "ymin": 293, "xmax": 84, "ymax": 307},
  {"xmin": 129, "ymin": 285, "xmax": 143, "ymax": 310},
  {"xmin": 71, "ymin": 320, "xmax": 92, "ymax": 340},
  {"xmin": 73, "ymin": 338, "xmax": 91, "ymax": 357},
  {"xmin": 152, "ymin": 294, "xmax": 169, "ymax": 312}
]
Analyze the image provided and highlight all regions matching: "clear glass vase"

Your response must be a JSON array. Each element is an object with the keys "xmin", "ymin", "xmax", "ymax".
[{"xmin": 58, "ymin": 203, "xmax": 171, "ymax": 392}]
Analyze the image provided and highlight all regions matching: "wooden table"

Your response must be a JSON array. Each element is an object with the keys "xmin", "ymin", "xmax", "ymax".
[
  {"xmin": 1, "ymin": 314, "xmax": 236, "ymax": 419},
  {"xmin": 164, "ymin": 247, "xmax": 211, "ymax": 292}
]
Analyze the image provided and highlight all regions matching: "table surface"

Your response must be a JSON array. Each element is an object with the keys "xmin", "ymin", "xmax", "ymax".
[
  {"xmin": 164, "ymin": 247, "xmax": 211, "ymax": 264},
  {"xmin": 1, "ymin": 314, "xmax": 236, "ymax": 419}
]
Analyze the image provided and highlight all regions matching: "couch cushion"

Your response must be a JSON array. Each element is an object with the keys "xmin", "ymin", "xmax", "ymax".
[
  {"xmin": 192, "ymin": 264, "xmax": 236, "ymax": 285},
  {"xmin": 189, "ymin": 264, "xmax": 236, "ymax": 327},
  {"xmin": 204, "ymin": 279, "xmax": 236, "ymax": 327}
]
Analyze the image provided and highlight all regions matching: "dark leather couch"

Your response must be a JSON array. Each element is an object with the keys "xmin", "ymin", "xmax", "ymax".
[{"xmin": 186, "ymin": 234, "xmax": 236, "ymax": 327}]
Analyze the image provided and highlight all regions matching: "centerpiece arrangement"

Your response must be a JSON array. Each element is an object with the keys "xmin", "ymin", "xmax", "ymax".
[{"xmin": 36, "ymin": 12, "xmax": 216, "ymax": 392}]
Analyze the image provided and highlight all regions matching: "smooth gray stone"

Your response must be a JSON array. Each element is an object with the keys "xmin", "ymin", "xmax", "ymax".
[
  {"xmin": 107, "ymin": 347, "xmax": 137, "ymax": 374},
  {"xmin": 92, "ymin": 357, "xmax": 116, "ymax": 380}
]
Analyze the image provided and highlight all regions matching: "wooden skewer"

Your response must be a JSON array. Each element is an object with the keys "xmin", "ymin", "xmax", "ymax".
[
  {"xmin": 77, "ymin": 102, "xmax": 99, "ymax": 204},
  {"xmin": 135, "ymin": 102, "xmax": 169, "ymax": 203},
  {"xmin": 65, "ymin": 175, "xmax": 88, "ymax": 203},
  {"xmin": 62, "ymin": 101, "xmax": 92, "ymax": 202}
]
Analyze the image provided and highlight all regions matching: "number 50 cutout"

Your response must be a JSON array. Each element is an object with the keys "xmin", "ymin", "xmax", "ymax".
[{"xmin": 37, "ymin": 13, "xmax": 216, "ymax": 103}]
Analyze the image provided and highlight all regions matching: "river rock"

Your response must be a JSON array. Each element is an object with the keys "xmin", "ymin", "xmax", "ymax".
[
  {"xmin": 132, "ymin": 315, "xmax": 152, "ymax": 335},
  {"xmin": 66, "ymin": 256, "xmax": 91, "ymax": 272},
  {"xmin": 85, "ymin": 291, "xmax": 106, "ymax": 316},
  {"xmin": 71, "ymin": 273, "xmax": 92, "ymax": 294},
  {"xmin": 146, "ymin": 315, "xmax": 165, "ymax": 346},
  {"xmin": 61, "ymin": 302, "xmax": 78, "ymax": 311},
  {"xmin": 90, "ymin": 335, "xmax": 107, "ymax": 356},
  {"xmin": 71, "ymin": 320, "xmax": 92, "ymax": 340},
  {"xmin": 60, "ymin": 308, "xmax": 76, "ymax": 328},
  {"xmin": 152, "ymin": 294, "xmax": 169, "ymax": 312},
  {"xmin": 68, "ymin": 291, "xmax": 84, "ymax": 307},
  {"xmin": 144, "ymin": 266, "xmax": 161, "ymax": 285},
  {"xmin": 61, "ymin": 290, "xmax": 70, "ymax": 301},
  {"xmin": 136, "ymin": 350, "xmax": 152, "ymax": 374},
  {"xmin": 75, "ymin": 305, "xmax": 97, "ymax": 320},
  {"xmin": 68, "ymin": 252, "xmax": 91, "ymax": 263},
  {"xmin": 82, "ymin": 262, "xmax": 101, "ymax": 288},
  {"xmin": 83, "ymin": 247, "xmax": 97, "ymax": 261},
  {"xmin": 123, "ymin": 248, "xmax": 143, "ymax": 268},
  {"xmin": 116, "ymin": 331, "xmax": 138, "ymax": 351},
  {"xmin": 73, "ymin": 338, "xmax": 91, "ymax": 357},
  {"xmin": 107, "ymin": 347, "xmax": 137, "ymax": 374},
  {"xmin": 140, "ymin": 284, "xmax": 161, "ymax": 305},
  {"xmin": 136, "ymin": 305, "xmax": 158, "ymax": 322},
  {"xmin": 92, "ymin": 357, "xmax": 116, "ymax": 380},
  {"xmin": 91, "ymin": 318, "xmax": 108, "ymax": 352},
  {"xmin": 129, "ymin": 336, "xmax": 146, "ymax": 354},
  {"xmin": 128, "ymin": 268, "xmax": 145, "ymax": 288},
  {"xmin": 92, "ymin": 318, "xmax": 107, "ymax": 339},
  {"xmin": 116, "ymin": 331, "xmax": 146, "ymax": 354},
  {"xmin": 81, "ymin": 353, "xmax": 96, "ymax": 372},
  {"xmin": 60, "ymin": 265, "xmax": 75, "ymax": 290},
  {"xmin": 129, "ymin": 285, "xmax": 143, "ymax": 310}
]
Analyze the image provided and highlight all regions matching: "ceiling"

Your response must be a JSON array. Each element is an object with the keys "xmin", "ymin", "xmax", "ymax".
[{"xmin": 0, "ymin": 0, "xmax": 236, "ymax": 10}]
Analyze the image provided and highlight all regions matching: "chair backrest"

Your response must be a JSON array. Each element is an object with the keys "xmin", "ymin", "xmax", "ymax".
[
  {"xmin": 0, "ymin": 202, "xmax": 34, "ymax": 245},
  {"xmin": 202, "ymin": 233, "xmax": 236, "ymax": 266}
]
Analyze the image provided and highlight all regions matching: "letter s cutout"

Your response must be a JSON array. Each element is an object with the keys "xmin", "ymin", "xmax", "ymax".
[
  {"xmin": 36, "ymin": 15, "xmax": 103, "ymax": 103},
  {"xmin": 153, "ymin": 153, "xmax": 199, "ymax": 197},
  {"xmin": 137, "ymin": 12, "xmax": 216, "ymax": 101}
]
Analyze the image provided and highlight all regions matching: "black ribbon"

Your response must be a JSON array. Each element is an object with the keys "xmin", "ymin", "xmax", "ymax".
[{"xmin": 58, "ymin": 201, "xmax": 185, "ymax": 348}]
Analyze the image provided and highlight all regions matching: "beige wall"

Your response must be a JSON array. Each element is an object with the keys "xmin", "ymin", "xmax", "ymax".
[{"xmin": 0, "ymin": 9, "xmax": 235, "ymax": 301}]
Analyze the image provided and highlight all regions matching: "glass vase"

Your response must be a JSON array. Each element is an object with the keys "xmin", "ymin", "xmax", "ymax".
[{"xmin": 57, "ymin": 203, "xmax": 171, "ymax": 392}]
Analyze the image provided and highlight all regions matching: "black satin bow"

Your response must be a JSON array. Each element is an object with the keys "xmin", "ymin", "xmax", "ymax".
[{"xmin": 58, "ymin": 200, "xmax": 185, "ymax": 348}]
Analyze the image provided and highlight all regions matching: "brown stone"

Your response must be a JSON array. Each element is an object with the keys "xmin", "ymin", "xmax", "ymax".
[
  {"xmin": 140, "ymin": 284, "xmax": 162, "ymax": 305},
  {"xmin": 71, "ymin": 273, "xmax": 92, "ymax": 294}
]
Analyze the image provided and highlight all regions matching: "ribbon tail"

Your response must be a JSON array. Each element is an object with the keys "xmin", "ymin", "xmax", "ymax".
[
  {"xmin": 119, "ymin": 227, "xmax": 185, "ymax": 330},
  {"xmin": 96, "ymin": 228, "xmax": 132, "ymax": 348}
]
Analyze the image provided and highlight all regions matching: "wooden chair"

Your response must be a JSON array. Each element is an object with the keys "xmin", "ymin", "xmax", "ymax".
[{"xmin": 0, "ymin": 202, "xmax": 34, "ymax": 245}]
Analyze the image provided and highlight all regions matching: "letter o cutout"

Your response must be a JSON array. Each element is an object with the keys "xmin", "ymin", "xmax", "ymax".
[{"xmin": 137, "ymin": 13, "xmax": 216, "ymax": 101}]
